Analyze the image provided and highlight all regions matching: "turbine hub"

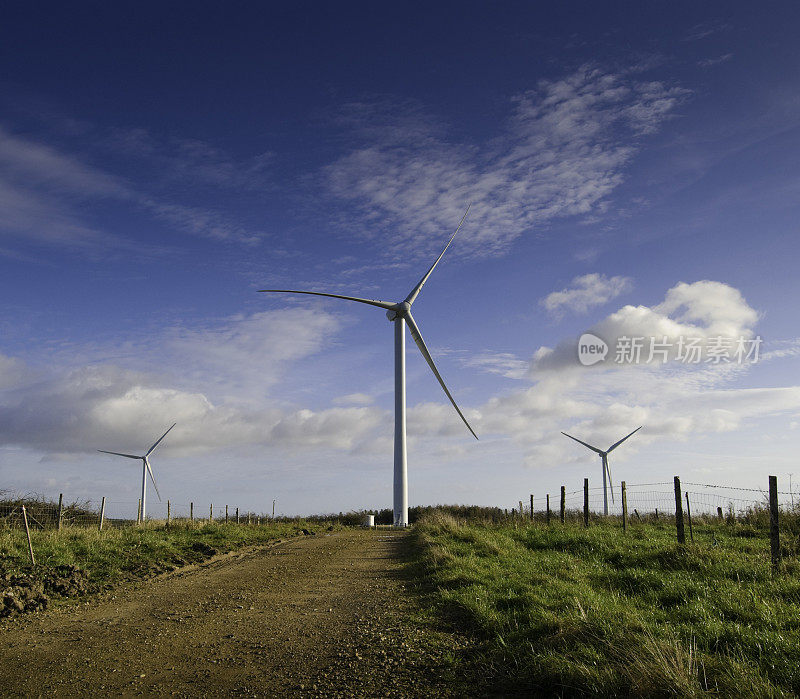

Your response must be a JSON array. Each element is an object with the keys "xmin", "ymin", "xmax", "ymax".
[{"xmin": 386, "ymin": 301, "xmax": 410, "ymax": 322}]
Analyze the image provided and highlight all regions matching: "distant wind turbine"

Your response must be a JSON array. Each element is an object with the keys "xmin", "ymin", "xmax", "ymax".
[
  {"xmin": 98, "ymin": 423, "xmax": 176, "ymax": 521},
  {"xmin": 561, "ymin": 426, "xmax": 642, "ymax": 515},
  {"xmin": 259, "ymin": 207, "xmax": 478, "ymax": 526}
]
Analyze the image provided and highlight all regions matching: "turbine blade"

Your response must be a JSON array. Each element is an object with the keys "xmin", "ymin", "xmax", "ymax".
[
  {"xmin": 606, "ymin": 425, "xmax": 643, "ymax": 453},
  {"xmin": 404, "ymin": 311, "xmax": 478, "ymax": 440},
  {"xmin": 258, "ymin": 289, "xmax": 395, "ymax": 310},
  {"xmin": 605, "ymin": 458, "xmax": 615, "ymax": 504},
  {"xmin": 145, "ymin": 423, "xmax": 177, "ymax": 457},
  {"xmin": 561, "ymin": 432, "xmax": 604, "ymax": 455},
  {"xmin": 404, "ymin": 204, "xmax": 470, "ymax": 306},
  {"xmin": 144, "ymin": 458, "xmax": 161, "ymax": 501},
  {"xmin": 97, "ymin": 450, "xmax": 141, "ymax": 460}
]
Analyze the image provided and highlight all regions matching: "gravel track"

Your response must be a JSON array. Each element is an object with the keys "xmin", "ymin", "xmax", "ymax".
[{"xmin": 0, "ymin": 529, "xmax": 470, "ymax": 697}]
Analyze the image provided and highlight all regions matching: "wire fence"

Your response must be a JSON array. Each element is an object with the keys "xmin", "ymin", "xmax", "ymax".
[
  {"xmin": 506, "ymin": 475, "xmax": 797, "ymax": 568},
  {"xmin": 0, "ymin": 496, "xmax": 274, "ymax": 531},
  {"xmin": 517, "ymin": 478, "xmax": 798, "ymax": 519}
]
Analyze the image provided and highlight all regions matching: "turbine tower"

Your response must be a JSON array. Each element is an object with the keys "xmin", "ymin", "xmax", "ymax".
[
  {"xmin": 561, "ymin": 426, "xmax": 642, "ymax": 515},
  {"xmin": 98, "ymin": 423, "xmax": 176, "ymax": 521},
  {"xmin": 259, "ymin": 208, "xmax": 478, "ymax": 527}
]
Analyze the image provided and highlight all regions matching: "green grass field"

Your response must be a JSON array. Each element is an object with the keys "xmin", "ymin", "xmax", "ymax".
[
  {"xmin": 1, "ymin": 519, "xmax": 334, "ymax": 594},
  {"xmin": 411, "ymin": 513, "xmax": 800, "ymax": 697}
]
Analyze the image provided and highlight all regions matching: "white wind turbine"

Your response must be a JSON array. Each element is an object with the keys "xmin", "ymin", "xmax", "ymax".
[
  {"xmin": 98, "ymin": 423, "xmax": 176, "ymax": 521},
  {"xmin": 259, "ymin": 208, "xmax": 478, "ymax": 527},
  {"xmin": 561, "ymin": 426, "xmax": 642, "ymax": 515}
]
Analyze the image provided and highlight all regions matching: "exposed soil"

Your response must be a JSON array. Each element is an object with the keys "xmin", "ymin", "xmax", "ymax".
[
  {"xmin": 0, "ymin": 530, "xmax": 472, "ymax": 697},
  {"xmin": 1, "ymin": 565, "xmax": 89, "ymax": 618}
]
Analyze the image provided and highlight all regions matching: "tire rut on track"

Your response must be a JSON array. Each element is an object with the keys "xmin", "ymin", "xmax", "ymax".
[{"xmin": 0, "ymin": 529, "xmax": 470, "ymax": 697}]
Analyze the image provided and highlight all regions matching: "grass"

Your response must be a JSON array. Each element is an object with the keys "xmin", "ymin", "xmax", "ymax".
[
  {"xmin": 410, "ymin": 512, "xmax": 800, "ymax": 697},
  {"xmin": 0, "ymin": 519, "xmax": 337, "ymax": 597}
]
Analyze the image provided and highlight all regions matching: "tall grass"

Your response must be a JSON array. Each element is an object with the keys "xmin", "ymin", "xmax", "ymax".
[
  {"xmin": 411, "ymin": 514, "xmax": 800, "ymax": 696},
  {"xmin": 0, "ymin": 519, "xmax": 336, "ymax": 594}
]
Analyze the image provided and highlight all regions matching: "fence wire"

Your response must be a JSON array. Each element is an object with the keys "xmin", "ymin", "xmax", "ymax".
[{"xmin": 0, "ymin": 498, "xmax": 274, "ymax": 531}]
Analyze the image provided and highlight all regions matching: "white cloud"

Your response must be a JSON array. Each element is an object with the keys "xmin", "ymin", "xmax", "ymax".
[
  {"xmin": 698, "ymin": 53, "xmax": 734, "ymax": 68},
  {"xmin": 541, "ymin": 273, "xmax": 633, "ymax": 316},
  {"xmin": 402, "ymin": 281, "xmax": 800, "ymax": 469},
  {"xmin": 0, "ymin": 123, "xmax": 265, "ymax": 251},
  {"xmin": 333, "ymin": 393, "xmax": 374, "ymax": 406},
  {"xmin": 0, "ymin": 308, "xmax": 361, "ymax": 457},
  {"xmin": 461, "ymin": 351, "xmax": 529, "ymax": 379},
  {"xmin": 2, "ymin": 280, "xmax": 798, "ymax": 483},
  {"xmin": 324, "ymin": 66, "xmax": 689, "ymax": 259},
  {"xmin": 536, "ymin": 280, "xmax": 760, "ymax": 373},
  {"xmin": 0, "ymin": 354, "xmax": 388, "ymax": 459}
]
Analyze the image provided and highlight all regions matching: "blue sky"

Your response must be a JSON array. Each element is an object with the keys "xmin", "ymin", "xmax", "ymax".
[{"xmin": 1, "ymin": 2, "xmax": 800, "ymax": 516}]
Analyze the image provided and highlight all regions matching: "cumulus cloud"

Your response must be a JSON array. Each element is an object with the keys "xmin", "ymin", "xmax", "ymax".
[
  {"xmin": 406, "ymin": 281, "xmax": 800, "ymax": 469},
  {"xmin": 0, "ymin": 308, "xmax": 373, "ymax": 458},
  {"xmin": 535, "ymin": 280, "xmax": 760, "ymax": 373},
  {"xmin": 541, "ymin": 273, "xmax": 633, "ymax": 316},
  {"xmin": 0, "ymin": 354, "xmax": 389, "ymax": 459},
  {"xmin": 325, "ymin": 65, "xmax": 689, "ymax": 259},
  {"xmin": 2, "ymin": 280, "xmax": 798, "ymax": 477}
]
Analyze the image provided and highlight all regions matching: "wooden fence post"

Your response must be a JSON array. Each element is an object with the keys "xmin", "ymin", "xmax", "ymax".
[
  {"xmin": 769, "ymin": 475, "xmax": 780, "ymax": 569},
  {"xmin": 530, "ymin": 494, "xmax": 534, "ymax": 521},
  {"xmin": 546, "ymin": 494, "xmax": 551, "ymax": 525},
  {"xmin": 560, "ymin": 486, "xmax": 565, "ymax": 524},
  {"xmin": 22, "ymin": 505, "xmax": 35, "ymax": 566},
  {"xmin": 225, "ymin": 505, "xmax": 229, "ymax": 524},
  {"xmin": 674, "ymin": 476, "xmax": 685, "ymax": 544},
  {"xmin": 190, "ymin": 502, "xmax": 194, "ymax": 523},
  {"xmin": 210, "ymin": 504, "xmax": 213, "ymax": 523},
  {"xmin": 621, "ymin": 481, "xmax": 627, "ymax": 533},
  {"xmin": 137, "ymin": 498, "xmax": 142, "ymax": 525},
  {"xmin": 57, "ymin": 493, "xmax": 63, "ymax": 531},
  {"xmin": 717, "ymin": 506, "xmax": 724, "ymax": 521},
  {"xmin": 99, "ymin": 497, "xmax": 106, "ymax": 531},
  {"xmin": 583, "ymin": 478, "xmax": 589, "ymax": 528},
  {"xmin": 166, "ymin": 500, "xmax": 171, "ymax": 527},
  {"xmin": 236, "ymin": 507, "xmax": 240, "ymax": 524},
  {"xmin": 248, "ymin": 512, "xmax": 252, "ymax": 525},
  {"xmin": 685, "ymin": 492, "xmax": 694, "ymax": 542}
]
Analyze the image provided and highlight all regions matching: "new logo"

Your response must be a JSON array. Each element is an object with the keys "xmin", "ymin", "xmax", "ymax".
[{"xmin": 578, "ymin": 333, "xmax": 608, "ymax": 366}]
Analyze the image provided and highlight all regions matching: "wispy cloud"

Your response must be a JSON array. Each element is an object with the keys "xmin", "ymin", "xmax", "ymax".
[
  {"xmin": 698, "ymin": 53, "xmax": 734, "ymax": 68},
  {"xmin": 461, "ymin": 351, "xmax": 529, "ymax": 379},
  {"xmin": 105, "ymin": 127, "xmax": 274, "ymax": 191},
  {"xmin": 541, "ymin": 273, "xmax": 633, "ymax": 317},
  {"xmin": 324, "ymin": 65, "xmax": 689, "ymax": 259},
  {"xmin": 682, "ymin": 21, "xmax": 731, "ymax": 42},
  {"xmin": 0, "ymin": 123, "xmax": 267, "ymax": 253}
]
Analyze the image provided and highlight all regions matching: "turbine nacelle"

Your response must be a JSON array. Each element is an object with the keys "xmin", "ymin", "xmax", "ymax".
[{"xmin": 386, "ymin": 301, "xmax": 411, "ymax": 322}]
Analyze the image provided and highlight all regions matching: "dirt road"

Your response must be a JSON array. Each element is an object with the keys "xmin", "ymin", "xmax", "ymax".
[{"xmin": 0, "ymin": 530, "xmax": 470, "ymax": 697}]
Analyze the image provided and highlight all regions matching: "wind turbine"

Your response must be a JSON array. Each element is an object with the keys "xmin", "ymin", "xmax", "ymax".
[
  {"xmin": 98, "ymin": 423, "xmax": 176, "ymax": 522},
  {"xmin": 561, "ymin": 426, "xmax": 642, "ymax": 515},
  {"xmin": 259, "ymin": 207, "xmax": 478, "ymax": 527}
]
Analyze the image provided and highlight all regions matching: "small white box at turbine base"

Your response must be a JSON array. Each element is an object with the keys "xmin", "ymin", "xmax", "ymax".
[{"xmin": 362, "ymin": 514, "xmax": 375, "ymax": 528}]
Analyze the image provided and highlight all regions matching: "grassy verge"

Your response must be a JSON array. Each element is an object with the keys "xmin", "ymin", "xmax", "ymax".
[
  {"xmin": 410, "ymin": 514, "xmax": 800, "ymax": 697},
  {"xmin": 1, "ymin": 520, "xmax": 337, "ymax": 617}
]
